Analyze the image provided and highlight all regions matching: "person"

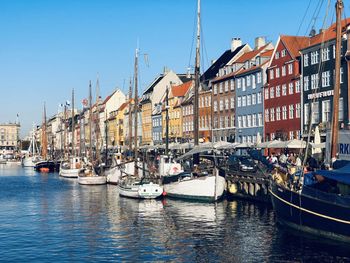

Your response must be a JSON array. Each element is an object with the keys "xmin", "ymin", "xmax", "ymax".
[
  {"xmin": 271, "ymin": 154, "xmax": 278, "ymax": 164},
  {"xmin": 279, "ymin": 153, "xmax": 287, "ymax": 164},
  {"xmin": 295, "ymin": 155, "xmax": 302, "ymax": 167},
  {"xmin": 307, "ymin": 155, "xmax": 319, "ymax": 171}
]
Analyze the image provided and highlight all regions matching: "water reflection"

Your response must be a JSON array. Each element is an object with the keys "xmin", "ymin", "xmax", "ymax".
[{"xmin": 0, "ymin": 167, "xmax": 349, "ymax": 262}]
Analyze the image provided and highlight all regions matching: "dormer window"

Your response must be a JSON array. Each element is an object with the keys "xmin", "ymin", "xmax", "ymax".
[
  {"xmin": 255, "ymin": 56, "xmax": 260, "ymax": 65},
  {"xmin": 244, "ymin": 61, "xmax": 249, "ymax": 69}
]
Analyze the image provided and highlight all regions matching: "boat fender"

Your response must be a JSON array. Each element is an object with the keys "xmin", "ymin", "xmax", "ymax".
[
  {"xmin": 76, "ymin": 163, "xmax": 81, "ymax": 169},
  {"xmin": 162, "ymin": 191, "xmax": 167, "ymax": 196},
  {"xmin": 229, "ymin": 182, "xmax": 238, "ymax": 194}
]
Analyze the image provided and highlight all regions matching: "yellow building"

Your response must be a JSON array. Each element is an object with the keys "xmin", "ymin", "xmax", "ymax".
[
  {"xmin": 162, "ymin": 81, "xmax": 193, "ymax": 142},
  {"xmin": 140, "ymin": 95, "xmax": 152, "ymax": 145},
  {"xmin": 107, "ymin": 101, "xmax": 130, "ymax": 148}
]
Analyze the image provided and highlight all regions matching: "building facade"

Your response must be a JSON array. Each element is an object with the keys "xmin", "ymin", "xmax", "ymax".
[{"xmin": 0, "ymin": 123, "xmax": 20, "ymax": 153}]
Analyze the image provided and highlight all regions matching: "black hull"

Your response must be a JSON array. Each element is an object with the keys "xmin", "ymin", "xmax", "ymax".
[
  {"xmin": 269, "ymin": 181, "xmax": 350, "ymax": 242},
  {"xmin": 34, "ymin": 161, "xmax": 60, "ymax": 173}
]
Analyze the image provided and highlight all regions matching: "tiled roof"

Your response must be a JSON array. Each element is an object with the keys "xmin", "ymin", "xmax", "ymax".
[
  {"xmin": 280, "ymin": 35, "xmax": 310, "ymax": 58},
  {"xmin": 235, "ymin": 60, "xmax": 269, "ymax": 76},
  {"xmin": 118, "ymin": 102, "xmax": 128, "ymax": 112},
  {"xmin": 171, "ymin": 80, "xmax": 193, "ymax": 98},
  {"xmin": 260, "ymin": 49, "xmax": 273, "ymax": 57},
  {"xmin": 235, "ymin": 44, "xmax": 269, "ymax": 63},
  {"xmin": 201, "ymin": 44, "xmax": 246, "ymax": 83}
]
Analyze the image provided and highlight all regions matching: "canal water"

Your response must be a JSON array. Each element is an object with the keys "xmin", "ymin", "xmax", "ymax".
[{"xmin": 0, "ymin": 164, "xmax": 349, "ymax": 262}]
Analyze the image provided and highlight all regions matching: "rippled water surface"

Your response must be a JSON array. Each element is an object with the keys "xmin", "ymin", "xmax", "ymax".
[{"xmin": 0, "ymin": 164, "xmax": 349, "ymax": 262}]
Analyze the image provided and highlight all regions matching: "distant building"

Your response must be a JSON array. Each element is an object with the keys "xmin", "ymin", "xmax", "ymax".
[{"xmin": 0, "ymin": 123, "xmax": 20, "ymax": 153}]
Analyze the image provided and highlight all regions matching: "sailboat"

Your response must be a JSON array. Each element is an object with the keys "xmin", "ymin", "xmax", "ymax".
[
  {"xmin": 34, "ymin": 103, "xmax": 58, "ymax": 172},
  {"xmin": 78, "ymin": 81, "xmax": 107, "ymax": 185},
  {"xmin": 22, "ymin": 125, "xmax": 42, "ymax": 167},
  {"xmin": 60, "ymin": 89, "xmax": 84, "ymax": 178},
  {"xmin": 269, "ymin": 0, "xmax": 350, "ymax": 242},
  {"xmin": 118, "ymin": 48, "xmax": 163, "ymax": 199},
  {"xmin": 161, "ymin": 0, "xmax": 226, "ymax": 202}
]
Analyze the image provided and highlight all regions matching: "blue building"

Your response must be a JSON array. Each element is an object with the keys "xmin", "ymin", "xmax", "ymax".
[{"xmin": 152, "ymin": 104, "xmax": 163, "ymax": 145}]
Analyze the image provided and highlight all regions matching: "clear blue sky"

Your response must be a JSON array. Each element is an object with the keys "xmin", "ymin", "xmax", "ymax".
[{"xmin": 0, "ymin": 0, "xmax": 346, "ymax": 137}]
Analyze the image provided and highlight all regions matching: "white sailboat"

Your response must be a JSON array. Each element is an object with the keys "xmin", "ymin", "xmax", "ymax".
[
  {"xmin": 161, "ymin": 0, "xmax": 226, "ymax": 202},
  {"xmin": 78, "ymin": 80, "xmax": 107, "ymax": 185},
  {"xmin": 22, "ymin": 126, "xmax": 42, "ymax": 167},
  {"xmin": 60, "ymin": 89, "xmax": 84, "ymax": 178},
  {"xmin": 118, "ymin": 48, "xmax": 163, "ymax": 199}
]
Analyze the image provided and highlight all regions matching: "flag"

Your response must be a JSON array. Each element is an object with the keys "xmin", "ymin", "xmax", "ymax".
[{"xmin": 65, "ymin": 100, "xmax": 70, "ymax": 106}]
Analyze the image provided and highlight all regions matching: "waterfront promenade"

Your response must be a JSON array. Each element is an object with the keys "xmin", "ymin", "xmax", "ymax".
[{"xmin": 0, "ymin": 164, "xmax": 349, "ymax": 262}]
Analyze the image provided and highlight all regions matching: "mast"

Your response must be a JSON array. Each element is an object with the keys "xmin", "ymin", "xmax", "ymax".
[
  {"xmin": 64, "ymin": 104, "xmax": 67, "ymax": 159},
  {"xmin": 128, "ymin": 77, "xmax": 133, "ymax": 152},
  {"xmin": 42, "ymin": 103, "xmax": 47, "ymax": 160},
  {"xmin": 330, "ymin": 0, "xmax": 343, "ymax": 161},
  {"xmin": 193, "ymin": 0, "xmax": 201, "ymax": 164},
  {"xmin": 71, "ymin": 89, "xmax": 75, "ymax": 157},
  {"xmin": 134, "ymin": 48, "xmax": 139, "ymax": 176},
  {"xmin": 95, "ymin": 76, "xmax": 101, "ymax": 164},
  {"xmin": 165, "ymin": 86, "xmax": 169, "ymax": 156},
  {"xmin": 89, "ymin": 81, "xmax": 93, "ymax": 162}
]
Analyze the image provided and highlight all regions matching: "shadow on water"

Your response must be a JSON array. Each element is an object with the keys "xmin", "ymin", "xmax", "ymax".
[{"xmin": 0, "ymin": 166, "xmax": 349, "ymax": 262}]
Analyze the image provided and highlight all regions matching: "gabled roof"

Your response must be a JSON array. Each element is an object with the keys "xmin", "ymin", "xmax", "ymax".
[
  {"xmin": 201, "ymin": 44, "xmax": 246, "ymax": 83},
  {"xmin": 142, "ymin": 74, "xmax": 164, "ymax": 95},
  {"xmin": 235, "ymin": 44, "xmax": 269, "ymax": 63},
  {"xmin": 280, "ymin": 35, "xmax": 310, "ymax": 58},
  {"xmin": 118, "ymin": 101, "xmax": 129, "ymax": 112},
  {"xmin": 235, "ymin": 60, "xmax": 269, "ymax": 77},
  {"xmin": 171, "ymin": 80, "xmax": 193, "ymax": 98}
]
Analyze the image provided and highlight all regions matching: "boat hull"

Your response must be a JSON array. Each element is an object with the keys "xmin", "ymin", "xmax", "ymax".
[
  {"xmin": 34, "ymin": 161, "xmax": 57, "ymax": 173},
  {"xmin": 118, "ymin": 183, "xmax": 163, "ymax": 199},
  {"xmin": 59, "ymin": 167, "xmax": 81, "ymax": 178},
  {"xmin": 269, "ymin": 181, "xmax": 350, "ymax": 242},
  {"xmin": 106, "ymin": 166, "xmax": 122, "ymax": 185},
  {"xmin": 78, "ymin": 175, "xmax": 107, "ymax": 185},
  {"xmin": 163, "ymin": 174, "xmax": 226, "ymax": 202}
]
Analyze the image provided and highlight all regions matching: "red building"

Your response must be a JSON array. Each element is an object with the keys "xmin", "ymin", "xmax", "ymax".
[{"xmin": 264, "ymin": 35, "xmax": 309, "ymax": 141}]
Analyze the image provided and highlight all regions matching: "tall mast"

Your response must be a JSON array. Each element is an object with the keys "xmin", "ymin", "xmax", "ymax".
[
  {"xmin": 128, "ymin": 77, "xmax": 133, "ymax": 152},
  {"xmin": 95, "ymin": 76, "xmax": 101, "ymax": 163},
  {"xmin": 64, "ymin": 103, "xmax": 67, "ymax": 159},
  {"xmin": 330, "ymin": 0, "xmax": 343, "ymax": 161},
  {"xmin": 134, "ymin": 48, "xmax": 139, "ymax": 176},
  {"xmin": 42, "ymin": 102, "xmax": 47, "ymax": 160},
  {"xmin": 165, "ymin": 86, "xmax": 169, "ymax": 156},
  {"xmin": 89, "ymin": 81, "xmax": 93, "ymax": 162},
  {"xmin": 194, "ymin": 0, "xmax": 201, "ymax": 147},
  {"xmin": 72, "ymin": 89, "xmax": 75, "ymax": 157}
]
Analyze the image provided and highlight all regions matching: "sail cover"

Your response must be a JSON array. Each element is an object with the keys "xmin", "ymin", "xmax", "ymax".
[{"xmin": 314, "ymin": 163, "xmax": 350, "ymax": 185}]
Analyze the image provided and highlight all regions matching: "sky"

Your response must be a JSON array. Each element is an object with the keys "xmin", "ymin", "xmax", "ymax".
[{"xmin": 0, "ymin": 0, "xmax": 348, "ymax": 137}]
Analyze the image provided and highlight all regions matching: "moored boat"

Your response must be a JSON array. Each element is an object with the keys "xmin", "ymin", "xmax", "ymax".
[
  {"xmin": 118, "ymin": 177, "xmax": 163, "ymax": 199},
  {"xmin": 59, "ymin": 157, "xmax": 83, "ymax": 178}
]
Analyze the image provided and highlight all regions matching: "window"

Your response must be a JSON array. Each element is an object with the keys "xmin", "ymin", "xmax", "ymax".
[
  {"xmin": 270, "ymin": 87, "xmax": 274, "ymax": 98},
  {"xmin": 242, "ymin": 116, "xmax": 247, "ymax": 128},
  {"xmin": 219, "ymin": 82, "xmax": 223, "ymax": 93},
  {"xmin": 265, "ymin": 109, "xmax": 269, "ymax": 122},
  {"xmin": 270, "ymin": 69, "xmax": 274, "ymax": 80},
  {"xmin": 252, "ymin": 75, "xmax": 256, "ymax": 89},
  {"xmin": 214, "ymin": 101, "xmax": 218, "ymax": 112},
  {"xmin": 231, "ymin": 115, "xmax": 235, "ymax": 127},
  {"xmin": 276, "ymin": 68, "xmax": 280, "ymax": 78},
  {"xmin": 282, "ymin": 65, "xmax": 286, "ymax": 76},
  {"xmin": 230, "ymin": 79, "xmax": 234, "ymax": 91},
  {"xmin": 276, "ymin": 107, "xmax": 281, "ymax": 120},
  {"xmin": 304, "ymin": 103, "xmax": 309, "ymax": 125},
  {"xmin": 275, "ymin": 51, "xmax": 280, "ymax": 59},
  {"xmin": 289, "ymin": 104, "xmax": 294, "ymax": 119},
  {"xmin": 265, "ymin": 88, "xmax": 269, "ymax": 100},
  {"xmin": 219, "ymin": 100, "xmax": 224, "ymax": 111},
  {"xmin": 304, "ymin": 76, "xmax": 309, "ymax": 91},
  {"xmin": 288, "ymin": 63, "xmax": 293, "ymax": 74},
  {"xmin": 242, "ymin": 78, "xmax": 246, "ymax": 91},
  {"xmin": 333, "ymin": 44, "xmax": 336, "ymax": 59},
  {"xmin": 289, "ymin": 131, "xmax": 294, "ymax": 140},
  {"xmin": 311, "ymin": 74, "xmax": 319, "ymax": 89},
  {"xmin": 247, "ymin": 95, "xmax": 251, "ymax": 106},
  {"xmin": 282, "ymin": 106, "xmax": 287, "ymax": 120},
  {"xmin": 281, "ymin": 49, "xmax": 286, "ymax": 57},
  {"xmin": 230, "ymin": 97, "xmax": 234, "ymax": 109},
  {"xmin": 321, "ymin": 47, "xmax": 330, "ymax": 61},
  {"xmin": 237, "ymin": 97, "xmax": 241, "ymax": 107},
  {"xmin": 252, "ymin": 93, "xmax": 256, "ymax": 105},
  {"xmin": 322, "ymin": 100, "xmax": 331, "ymax": 122},
  {"xmin": 242, "ymin": 96, "xmax": 246, "ymax": 107},
  {"xmin": 270, "ymin": 108, "xmax": 275, "ymax": 121},
  {"xmin": 339, "ymin": 98, "xmax": 344, "ymax": 121},
  {"xmin": 252, "ymin": 114, "xmax": 257, "ymax": 126},
  {"xmin": 257, "ymin": 92, "xmax": 262, "ymax": 104},
  {"xmin": 247, "ymin": 76, "xmax": 251, "ymax": 87},
  {"xmin": 237, "ymin": 79, "xmax": 241, "ymax": 89},
  {"xmin": 225, "ymin": 98, "xmax": 229, "ymax": 110},
  {"xmin": 257, "ymin": 72, "xmax": 262, "ymax": 83},
  {"xmin": 288, "ymin": 83, "xmax": 293, "ymax": 95},
  {"xmin": 238, "ymin": 116, "xmax": 242, "ymax": 128},
  {"xmin": 341, "ymin": 67, "xmax": 344, "ymax": 84},
  {"xmin": 225, "ymin": 81, "xmax": 229, "ymax": 92},
  {"xmin": 258, "ymin": 113, "xmax": 263, "ymax": 126},
  {"xmin": 295, "ymin": 80, "xmax": 300, "ymax": 93},
  {"xmin": 311, "ymin": 102, "xmax": 319, "ymax": 124},
  {"xmin": 321, "ymin": 71, "xmax": 330, "ymax": 87},
  {"xmin": 274, "ymin": 85, "xmax": 279, "ymax": 97},
  {"xmin": 282, "ymin": 84, "xmax": 287, "ymax": 96},
  {"xmin": 296, "ymin": 103, "xmax": 301, "ymax": 118},
  {"xmin": 311, "ymin": 51, "xmax": 319, "ymax": 65},
  {"xmin": 304, "ymin": 53, "xmax": 309, "ymax": 67},
  {"xmin": 247, "ymin": 115, "xmax": 252, "ymax": 127},
  {"xmin": 213, "ymin": 84, "xmax": 217, "ymax": 94}
]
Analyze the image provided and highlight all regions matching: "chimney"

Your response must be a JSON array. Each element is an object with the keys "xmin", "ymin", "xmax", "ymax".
[
  {"xmin": 255, "ymin": 36, "xmax": 266, "ymax": 50},
  {"xmin": 309, "ymin": 27, "xmax": 316, "ymax": 37},
  {"xmin": 231, "ymin": 37, "xmax": 242, "ymax": 52}
]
